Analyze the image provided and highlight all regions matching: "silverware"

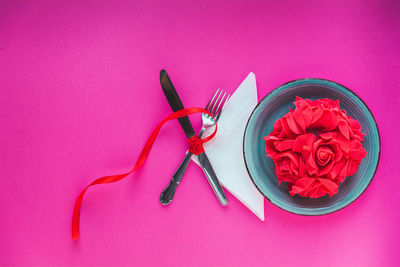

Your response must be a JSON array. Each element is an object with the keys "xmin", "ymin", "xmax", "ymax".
[
  {"xmin": 160, "ymin": 89, "xmax": 229, "ymax": 205},
  {"xmin": 159, "ymin": 70, "xmax": 228, "ymax": 206}
]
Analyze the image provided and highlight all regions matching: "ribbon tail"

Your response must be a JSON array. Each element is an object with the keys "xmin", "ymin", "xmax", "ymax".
[
  {"xmin": 72, "ymin": 107, "xmax": 217, "ymax": 239},
  {"xmin": 72, "ymin": 188, "xmax": 87, "ymax": 240}
]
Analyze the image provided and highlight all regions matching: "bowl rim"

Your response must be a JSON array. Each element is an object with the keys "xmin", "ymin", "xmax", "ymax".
[{"xmin": 243, "ymin": 77, "xmax": 381, "ymax": 216}]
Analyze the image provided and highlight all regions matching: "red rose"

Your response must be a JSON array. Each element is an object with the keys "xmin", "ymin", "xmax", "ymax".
[
  {"xmin": 273, "ymin": 152, "xmax": 300, "ymax": 184},
  {"xmin": 264, "ymin": 97, "xmax": 367, "ymax": 198}
]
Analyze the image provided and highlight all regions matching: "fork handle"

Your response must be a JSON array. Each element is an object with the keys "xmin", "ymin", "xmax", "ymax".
[
  {"xmin": 160, "ymin": 152, "xmax": 193, "ymax": 205},
  {"xmin": 160, "ymin": 128, "xmax": 206, "ymax": 205}
]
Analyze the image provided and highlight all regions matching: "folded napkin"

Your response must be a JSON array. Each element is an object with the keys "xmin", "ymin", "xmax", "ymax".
[{"xmin": 192, "ymin": 73, "xmax": 264, "ymax": 220}]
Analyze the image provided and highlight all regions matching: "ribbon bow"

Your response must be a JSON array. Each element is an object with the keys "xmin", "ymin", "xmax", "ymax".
[{"xmin": 188, "ymin": 134, "xmax": 206, "ymax": 155}]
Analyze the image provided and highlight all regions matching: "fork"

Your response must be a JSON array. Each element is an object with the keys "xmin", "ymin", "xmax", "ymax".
[{"xmin": 160, "ymin": 89, "xmax": 230, "ymax": 205}]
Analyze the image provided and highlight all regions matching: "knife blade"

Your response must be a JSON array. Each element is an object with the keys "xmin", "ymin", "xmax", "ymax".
[
  {"xmin": 160, "ymin": 70, "xmax": 195, "ymax": 139},
  {"xmin": 160, "ymin": 69, "xmax": 228, "ymax": 206}
]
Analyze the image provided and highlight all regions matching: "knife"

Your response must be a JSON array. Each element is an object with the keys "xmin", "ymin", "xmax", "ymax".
[{"xmin": 159, "ymin": 69, "xmax": 228, "ymax": 206}]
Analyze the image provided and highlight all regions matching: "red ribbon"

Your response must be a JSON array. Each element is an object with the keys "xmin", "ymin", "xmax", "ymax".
[{"xmin": 72, "ymin": 107, "xmax": 217, "ymax": 240}]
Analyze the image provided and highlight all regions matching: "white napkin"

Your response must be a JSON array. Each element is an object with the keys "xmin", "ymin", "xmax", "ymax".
[{"xmin": 192, "ymin": 72, "xmax": 264, "ymax": 220}]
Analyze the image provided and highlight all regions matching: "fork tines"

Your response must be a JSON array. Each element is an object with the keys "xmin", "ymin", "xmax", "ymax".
[{"xmin": 206, "ymin": 89, "xmax": 230, "ymax": 119}]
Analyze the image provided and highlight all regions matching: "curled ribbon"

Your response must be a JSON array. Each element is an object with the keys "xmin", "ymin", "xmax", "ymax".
[{"xmin": 72, "ymin": 107, "xmax": 217, "ymax": 239}]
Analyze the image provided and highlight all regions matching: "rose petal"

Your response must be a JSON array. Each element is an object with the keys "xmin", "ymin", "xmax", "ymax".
[
  {"xmin": 331, "ymin": 143, "xmax": 343, "ymax": 163},
  {"xmin": 293, "ymin": 111, "xmax": 306, "ymax": 132},
  {"xmin": 311, "ymin": 107, "xmax": 323, "ymax": 124},
  {"xmin": 309, "ymin": 183, "xmax": 328, "ymax": 198},
  {"xmin": 338, "ymin": 119, "xmax": 350, "ymax": 139},
  {"xmin": 295, "ymin": 96, "xmax": 304, "ymax": 103},
  {"xmin": 290, "ymin": 157, "xmax": 300, "ymax": 176},
  {"xmin": 285, "ymin": 112, "xmax": 302, "ymax": 134},
  {"xmin": 271, "ymin": 118, "xmax": 283, "ymax": 135},
  {"xmin": 293, "ymin": 134, "xmax": 316, "ymax": 153},
  {"xmin": 320, "ymin": 98, "xmax": 340, "ymax": 110},
  {"xmin": 311, "ymin": 109, "xmax": 339, "ymax": 131},
  {"xmin": 347, "ymin": 159, "xmax": 362, "ymax": 176},
  {"xmin": 274, "ymin": 140, "xmax": 295, "ymax": 152},
  {"xmin": 338, "ymin": 160, "xmax": 350, "ymax": 183},
  {"xmin": 348, "ymin": 149, "xmax": 367, "ymax": 160},
  {"xmin": 328, "ymin": 157, "xmax": 347, "ymax": 180},
  {"xmin": 347, "ymin": 117, "xmax": 364, "ymax": 142},
  {"xmin": 307, "ymin": 153, "xmax": 318, "ymax": 175},
  {"xmin": 318, "ymin": 159, "xmax": 335, "ymax": 176},
  {"xmin": 348, "ymin": 140, "xmax": 367, "ymax": 160},
  {"xmin": 299, "ymin": 158, "xmax": 307, "ymax": 177},
  {"xmin": 317, "ymin": 178, "xmax": 339, "ymax": 196},
  {"xmin": 289, "ymin": 178, "xmax": 315, "ymax": 197},
  {"xmin": 319, "ymin": 132, "xmax": 337, "ymax": 140},
  {"xmin": 264, "ymin": 136, "xmax": 280, "ymax": 157},
  {"xmin": 281, "ymin": 116, "xmax": 296, "ymax": 138},
  {"xmin": 293, "ymin": 99, "xmax": 313, "ymax": 132},
  {"xmin": 309, "ymin": 99, "xmax": 323, "ymax": 107},
  {"xmin": 336, "ymin": 134, "xmax": 351, "ymax": 154},
  {"xmin": 349, "ymin": 117, "xmax": 361, "ymax": 130}
]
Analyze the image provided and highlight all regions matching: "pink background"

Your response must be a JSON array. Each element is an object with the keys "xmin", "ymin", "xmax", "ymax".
[{"xmin": 1, "ymin": 0, "xmax": 399, "ymax": 266}]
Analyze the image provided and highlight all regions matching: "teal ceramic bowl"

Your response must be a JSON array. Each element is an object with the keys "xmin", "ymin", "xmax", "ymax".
[{"xmin": 243, "ymin": 78, "xmax": 380, "ymax": 215}]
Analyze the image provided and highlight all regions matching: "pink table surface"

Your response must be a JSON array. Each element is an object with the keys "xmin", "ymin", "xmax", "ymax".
[{"xmin": 1, "ymin": 0, "xmax": 399, "ymax": 266}]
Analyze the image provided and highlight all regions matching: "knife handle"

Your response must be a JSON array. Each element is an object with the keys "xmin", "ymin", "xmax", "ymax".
[
  {"xmin": 160, "ymin": 152, "xmax": 193, "ymax": 205},
  {"xmin": 197, "ymin": 153, "xmax": 228, "ymax": 206}
]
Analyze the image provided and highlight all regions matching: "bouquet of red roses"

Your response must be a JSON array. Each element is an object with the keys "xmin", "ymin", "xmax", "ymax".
[{"xmin": 264, "ymin": 97, "xmax": 367, "ymax": 198}]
